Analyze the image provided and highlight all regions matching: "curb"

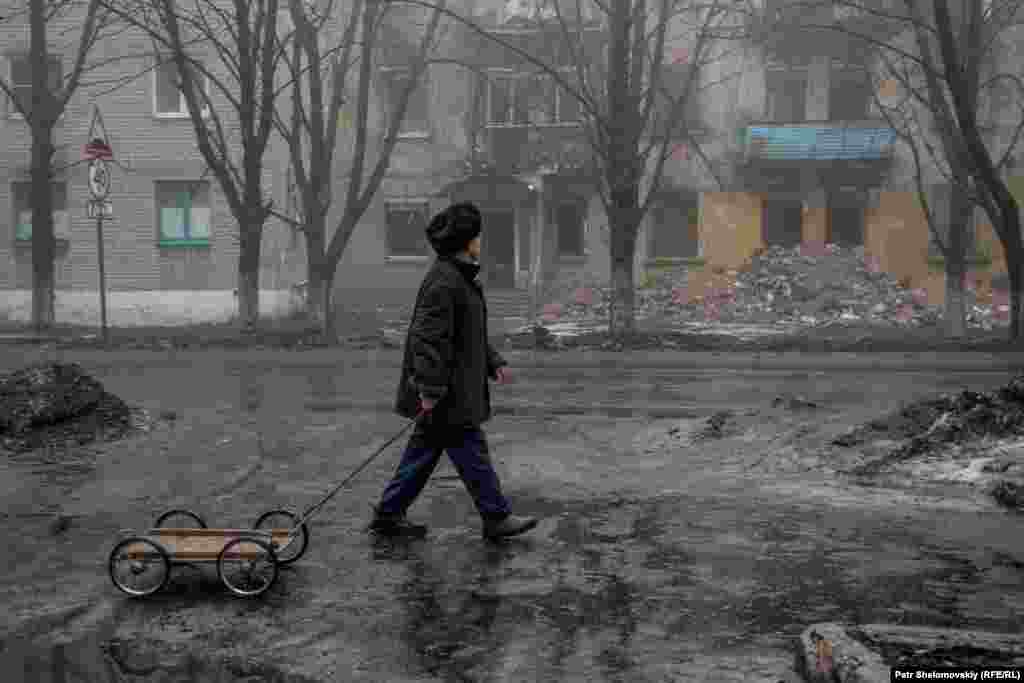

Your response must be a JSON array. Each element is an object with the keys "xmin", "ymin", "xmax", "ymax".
[
  {"xmin": 7, "ymin": 347, "xmax": 1024, "ymax": 372},
  {"xmin": 304, "ymin": 398, "xmax": 708, "ymax": 419}
]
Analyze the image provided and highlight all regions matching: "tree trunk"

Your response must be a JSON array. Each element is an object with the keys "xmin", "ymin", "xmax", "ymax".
[
  {"xmin": 318, "ymin": 269, "xmax": 336, "ymax": 342},
  {"xmin": 237, "ymin": 222, "xmax": 261, "ymax": 330},
  {"xmin": 30, "ymin": 135, "xmax": 56, "ymax": 333},
  {"xmin": 1011, "ymin": 251, "xmax": 1024, "ymax": 341},
  {"xmin": 943, "ymin": 184, "xmax": 972, "ymax": 339},
  {"xmin": 944, "ymin": 272, "xmax": 967, "ymax": 338},
  {"xmin": 608, "ymin": 209, "xmax": 639, "ymax": 339},
  {"xmin": 304, "ymin": 220, "xmax": 328, "ymax": 330},
  {"xmin": 306, "ymin": 265, "xmax": 334, "ymax": 344},
  {"xmin": 29, "ymin": 0, "xmax": 55, "ymax": 333}
]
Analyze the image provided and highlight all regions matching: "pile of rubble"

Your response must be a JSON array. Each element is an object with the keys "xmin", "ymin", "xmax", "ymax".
[
  {"xmin": 833, "ymin": 376, "xmax": 1024, "ymax": 510},
  {"xmin": 0, "ymin": 362, "xmax": 148, "ymax": 454},
  {"xmin": 550, "ymin": 243, "xmax": 1006, "ymax": 332}
]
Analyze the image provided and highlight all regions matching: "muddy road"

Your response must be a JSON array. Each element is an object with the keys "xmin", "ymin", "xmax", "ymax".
[{"xmin": 0, "ymin": 350, "xmax": 1022, "ymax": 682}]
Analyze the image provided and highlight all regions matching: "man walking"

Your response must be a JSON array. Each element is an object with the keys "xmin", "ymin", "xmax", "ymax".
[{"xmin": 369, "ymin": 202, "xmax": 539, "ymax": 541}]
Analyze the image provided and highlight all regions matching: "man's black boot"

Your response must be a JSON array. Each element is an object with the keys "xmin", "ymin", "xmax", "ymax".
[
  {"xmin": 482, "ymin": 514, "xmax": 538, "ymax": 541},
  {"xmin": 369, "ymin": 506, "xmax": 428, "ymax": 538}
]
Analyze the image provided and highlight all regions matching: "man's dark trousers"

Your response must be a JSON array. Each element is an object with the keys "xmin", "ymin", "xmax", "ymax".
[{"xmin": 377, "ymin": 420, "xmax": 512, "ymax": 521}]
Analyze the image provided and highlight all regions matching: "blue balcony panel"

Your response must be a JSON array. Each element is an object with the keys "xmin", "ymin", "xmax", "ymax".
[{"xmin": 745, "ymin": 123, "xmax": 897, "ymax": 161}]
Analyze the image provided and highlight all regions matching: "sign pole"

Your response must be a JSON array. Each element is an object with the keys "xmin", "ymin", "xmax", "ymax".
[
  {"xmin": 84, "ymin": 105, "xmax": 113, "ymax": 343},
  {"xmin": 95, "ymin": 211, "xmax": 108, "ymax": 343}
]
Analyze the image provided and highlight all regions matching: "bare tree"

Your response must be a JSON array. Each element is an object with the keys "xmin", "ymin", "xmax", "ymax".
[
  {"xmin": 0, "ymin": 0, "xmax": 112, "ymax": 331},
  {"xmin": 400, "ymin": 0, "xmax": 741, "ymax": 339},
  {"xmin": 860, "ymin": 2, "xmax": 1020, "ymax": 338},
  {"xmin": 272, "ymin": 0, "xmax": 443, "ymax": 336},
  {"xmin": 103, "ymin": 0, "xmax": 292, "ymax": 328},
  {"xmin": 797, "ymin": 0, "xmax": 1024, "ymax": 340}
]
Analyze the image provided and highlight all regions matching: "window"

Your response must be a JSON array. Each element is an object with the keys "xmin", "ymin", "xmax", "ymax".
[
  {"xmin": 12, "ymin": 182, "xmax": 69, "ymax": 242},
  {"xmin": 650, "ymin": 193, "xmax": 700, "ymax": 258},
  {"xmin": 765, "ymin": 67, "xmax": 807, "ymax": 122},
  {"xmin": 554, "ymin": 202, "xmax": 585, "ymax": 256},
  {"xmin": 156, "ymin": 181, "xmax": 211, "ymax": 245},
  {"xmin": 380, "ymin": 68, "xmax": 430, "ymax": 138},
  {"xmin": 153, "ymin": 58, "xmax": 209, "ymax": 118},
  {"xmin": 829, "ymin": 64, "xmax": 871, "ymax": 120},
  {"xmin": 653, "ymin": 62, "xmax": 702, "ymax": 135},
  {"xmin": 501, "ymin": 0, "xmax": 596, "ymax": 24},
  {"xmin": 8, "ymin": 55, "xmax": 62, "ymax": 119},
  {"xmin": 385, "ymin": 202, "xmax": 430, "ymax": 257},
  {"xmin": 486, "ymin": 70, "xmax": 581, "ymax": 126}
]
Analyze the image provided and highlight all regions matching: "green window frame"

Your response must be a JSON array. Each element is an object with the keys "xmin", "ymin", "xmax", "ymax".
[{"xmin": 156, "ymin": 180, "xmax": 211, "ymax": 246}]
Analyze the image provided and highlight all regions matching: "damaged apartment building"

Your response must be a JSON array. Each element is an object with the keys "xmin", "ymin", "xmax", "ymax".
[
  {"xmin": 327, "ymin": 0, "xmax": 1024, "ymax": 315},
  {"xmin": 2, "ymin": 0, "xmax": 1021, "ymax": 325}
]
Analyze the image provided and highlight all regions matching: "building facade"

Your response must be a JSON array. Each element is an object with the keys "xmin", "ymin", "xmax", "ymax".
[
  {"xmin": 3, "ymin": 0, "xmax": 1021, "ymax": 326},
  {"xmin": 327, "ymin": 0, "xmax": 1024, "ymax": 319},
  {"xmin": 0, "ymin": 4, "xmax": 304, "ymax": 326}
]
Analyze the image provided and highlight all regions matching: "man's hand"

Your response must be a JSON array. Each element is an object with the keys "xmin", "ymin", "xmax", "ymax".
[
  {"xmin": 494, "ymin": 366, "xmax": 512, "ymax": 384},
  {"xmin": 419, "ymin": 396, "xmax": 437, "ymax": 414}
]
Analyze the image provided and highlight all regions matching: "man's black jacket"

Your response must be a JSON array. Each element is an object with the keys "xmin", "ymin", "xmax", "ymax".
[{"xmin": 395, "ymin": 255, "xmax": 508, "ymax": 428}]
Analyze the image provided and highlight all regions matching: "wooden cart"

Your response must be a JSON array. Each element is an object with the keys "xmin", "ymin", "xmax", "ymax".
[
  {"xmin": 109, "ymin": 414, "xmax": 422, "ymax": 599},
  {"xmin": 108, "ymin": 508, "xmax": 310, "ymax": 598}
]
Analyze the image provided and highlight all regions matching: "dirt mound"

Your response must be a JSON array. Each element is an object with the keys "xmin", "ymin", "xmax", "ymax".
[
  {"xmin": 833, "ymin": 377, "xmax": 1024, "ymax": 510},
  {"xmin": 837, "ymin": 378, "xmax": 1024, "ymax": 460},
  {"xmin": 0, "ymin": 362, "xmax": 147, "ymax": 454}
]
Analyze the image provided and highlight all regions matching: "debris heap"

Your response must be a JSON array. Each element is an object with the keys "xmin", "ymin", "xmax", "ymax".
[
  {"xmin": 0, "ymin": 362, "xmax": 144, "ymax": 453},
  {"xmin": 834, "ymin": 375, "xmax": 1024, "ymax": 510},
  {"xmin": 555, "ymin": 244, "xmax": 1005, "ymax": 330}
]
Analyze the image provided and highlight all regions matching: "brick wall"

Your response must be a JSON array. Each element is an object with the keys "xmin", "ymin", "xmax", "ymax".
[{"xmin": 0, "ymin": 6, "xmax": 296, "ymax": 298}]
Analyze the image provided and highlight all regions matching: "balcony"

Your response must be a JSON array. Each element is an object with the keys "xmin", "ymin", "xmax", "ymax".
[
  {"xmin": 742, "ymin": 120, "xmax": 896, "ymax": 163},
  {"xmin": 485, "ymin": 123, "xmax": 592, "ymax": 176}
]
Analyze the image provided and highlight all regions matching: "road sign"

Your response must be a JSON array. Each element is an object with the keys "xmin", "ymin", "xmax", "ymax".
[
  {"xmin": 83, "ymin": 139, "xmax": 113, "ymax": 161},
  {"xmin": 87, "ymin": 199, "xmax": 113, "ymax": 219},
  {"xmin": 88, "ymin": 159, "xmax": 111, "ymax": 199}
]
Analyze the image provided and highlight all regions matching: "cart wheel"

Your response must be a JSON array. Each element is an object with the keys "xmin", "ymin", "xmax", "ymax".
[
  {"xmin": 109, "ymin": 537, "xmax": 171, "ymax": 597},
  {"xmin": 217, "ymin": 536, "xmax": 278, "ymax": 598},
  {"xmin": 154, "ymin": 509, "xmax": 207, "ymax": 529},
  {"xmin": 253, "ymin": 509, "xmax": 309, "ymax": 565}
]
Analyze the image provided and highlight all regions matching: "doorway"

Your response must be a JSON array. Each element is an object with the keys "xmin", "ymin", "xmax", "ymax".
[
  {"xmin": 481, "ymin": 209, "xmax": 516, "ymax": 289},
  {"xmin": 762, "ymin": 197, "xmax": 804, "ymax": 248},
  {"xmin": 827, "ymin": 191, "xmax": 865, "ymax": 247}
]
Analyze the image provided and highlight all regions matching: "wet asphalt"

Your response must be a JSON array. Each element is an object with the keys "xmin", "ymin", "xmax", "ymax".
[{"xmin": 0, "ymin": 349, "xmax": 1022, "ymax": 682}]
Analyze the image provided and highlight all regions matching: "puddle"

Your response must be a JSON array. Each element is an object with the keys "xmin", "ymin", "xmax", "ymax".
[{"xmin": 0, "ymin": 635, "xmax": 320, "ymax": 682}]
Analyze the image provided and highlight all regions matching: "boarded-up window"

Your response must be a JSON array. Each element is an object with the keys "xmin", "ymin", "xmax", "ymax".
[{"xmin": 650, "ymin": 193, "xmax": 700, "ymax": 258}]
